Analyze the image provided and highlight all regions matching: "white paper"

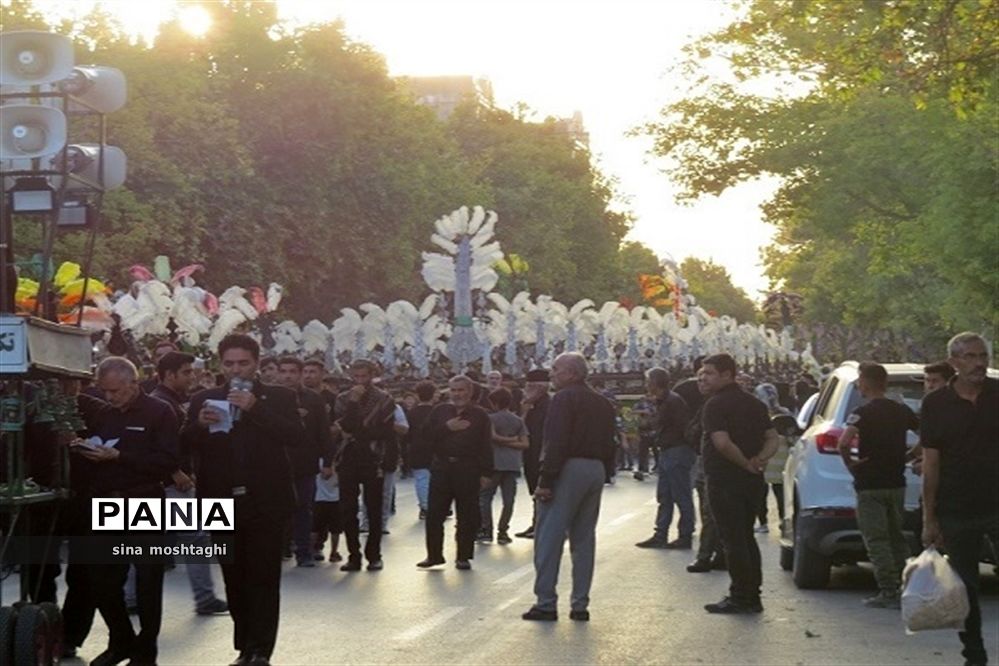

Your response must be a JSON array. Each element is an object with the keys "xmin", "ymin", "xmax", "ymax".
[
  {"xmin": 205, "ymin": 399, "xmax": 234, "ymax": 433},
  {"xmin": 77, "ymin": 436, "xmax": 120, "ymax": 450}
]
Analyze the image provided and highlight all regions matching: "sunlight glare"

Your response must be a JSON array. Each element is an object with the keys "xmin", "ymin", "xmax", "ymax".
[{"xmin": 177, "ymin": 5, "xmax": 212, "ymax": 37}]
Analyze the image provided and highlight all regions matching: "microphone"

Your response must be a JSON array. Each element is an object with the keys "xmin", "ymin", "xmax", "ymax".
[{"xmin": 230, "ymin": 377, "xmax": 253, "ymax": 422}]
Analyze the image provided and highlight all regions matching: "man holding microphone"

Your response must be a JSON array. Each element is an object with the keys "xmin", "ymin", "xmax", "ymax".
[{"xmin": 182, "ymin": 334, "xmax": 305, "ymax": 666}]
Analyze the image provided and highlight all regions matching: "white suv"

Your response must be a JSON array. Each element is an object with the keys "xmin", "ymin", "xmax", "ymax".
[{"xmin": 778, "ymin": 362, "xmax": 925, "ymax": 589}]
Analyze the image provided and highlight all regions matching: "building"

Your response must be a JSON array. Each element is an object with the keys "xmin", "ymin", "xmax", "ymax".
[{"xmin": 402, "ymin": 76, "xmax": 494, "ymax": 121}]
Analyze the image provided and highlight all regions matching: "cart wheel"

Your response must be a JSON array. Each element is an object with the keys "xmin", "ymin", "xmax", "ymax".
[
  {"xmin": 0, "ymin": 606, "xmax": 17, "ymax": 666},
  {"xmin": 13, "ymin": 604, "xmax": 50, "ymax": 666},
  {"xmin": 37, "ymin": 603, "xmax": 62, "ymax": 666}
]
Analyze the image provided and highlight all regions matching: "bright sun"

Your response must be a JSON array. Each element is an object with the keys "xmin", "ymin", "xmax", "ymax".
[{"xmin": 177, "ymin": 5, "xmax": 212, "ymax": 37}]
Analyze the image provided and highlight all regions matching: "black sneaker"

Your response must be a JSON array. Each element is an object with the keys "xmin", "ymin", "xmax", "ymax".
[
  {"xmin": 704, "ymin": 597, "xmax": 763, "ymax": 614},
  {"xmin": 664, "ymin": 538, "xmax": 692, "ymax": 550},
  {"xmin": 635, "ymin": 535, "xmax": 669, "ymax": 549},
  {"xmin": 313, "ymin": 551, "xmax": 324, "ymax": 561},
  {"xmin": 419, "ymin": 509, "xmax": 427, "ymax": 520},
  {"xmin": 416, "ymin": 557, "xmax": 445, "ymax": 568},
  {"xmin": 569, "ymin": 609, "xmax": 590, "ymax": 621},
  {"xmin": 329, "ymin": 551, "xmax": 343, "ymax": 563},
  {"xmin": 686, "ymin": 559, "xmax": 713, "ymax": 573},
  {"xmin": 522, "ymin": 606, "xmax": 558, "ymax": 621},
  {"xmin": 515, "ymin": 527, "xmax": 534, "ymax": 539},
  {"xmin": 476, "ymin": 532, "xmax": 493, "ymax": 544},
  {"xmin": 195, "ymin": 598, "xmax": 229, "ymax": 616},
  {"xmin": 340, "ymin": 559, "xmax": 362, "ymax": 572},
  {"xmin": 367, "ymin": 560, "xmax": 384, "ymax": 571},
  {"xmin": 455, "ymin": 559, "xmax": 472, "ymax": 570},
  {"xmin": 497, "ymin": 532, "xmax": 512, "ymax": 545}
]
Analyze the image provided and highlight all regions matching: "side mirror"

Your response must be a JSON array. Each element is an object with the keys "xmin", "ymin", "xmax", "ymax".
[{"xmin": 772, "ymin": 414, "xmax": 802, "ymax": 438}]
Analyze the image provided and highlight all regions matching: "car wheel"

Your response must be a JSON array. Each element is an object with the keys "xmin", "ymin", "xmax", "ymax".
[
  {"xmin": 0, "ymin": 606, "xmax": 17, "ymax": 666},
  {"xmin": 13, "ymin": 603, "xmax": 50, "ymax": 666},
  {"xmin": 792, "ymin": 512, "xmax": 831, "ymax": 589}
]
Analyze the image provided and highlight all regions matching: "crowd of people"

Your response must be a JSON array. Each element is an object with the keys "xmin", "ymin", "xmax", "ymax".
[{"xmin": 3, "ymin": 330, "xmax": 995, "ymax": 666}]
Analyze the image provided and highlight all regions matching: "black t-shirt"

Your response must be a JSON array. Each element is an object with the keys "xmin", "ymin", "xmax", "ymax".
[
  {"xmin": 673, "ymin": 377, "xmax": 704, "ymax": 415},
  {"xmin": 921, "ymin": 377, "xmax": 999, "ymax": 517},
  {"xmin": 845, "ymin": 397, "xmax": 918, "ymax": 490},
  {"xmin": 701, "ymin": 383, "xmax": 771, "ymax": 483},
  {"xmin": 405, "ymin": 403, "xmax": 435, "ymax": 469}
]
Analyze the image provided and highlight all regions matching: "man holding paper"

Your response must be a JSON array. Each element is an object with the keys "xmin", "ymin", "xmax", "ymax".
[
  {"xmin": 182, "ymin": 334, "xmax": 305, "ymax": 666},
  {"xmin": 75, "ymin": 356, "xmax": 179, "ymax": 666}
]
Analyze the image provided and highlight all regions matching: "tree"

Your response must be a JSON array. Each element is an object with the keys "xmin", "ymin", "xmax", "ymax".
[
  {"xmin": 6, "ymin": 0, "xmax": 647, "ymax": 323},
  {"xmin": 642, "ymin": 0, "xmax": 998, "ymax": 345},
  {"xmin": 680, "ymin": 258, "xmax": 758, "ymax": 322},
  {"xmin": 447, "ymin": 103, "xmax": 631, "ymax": 304}
]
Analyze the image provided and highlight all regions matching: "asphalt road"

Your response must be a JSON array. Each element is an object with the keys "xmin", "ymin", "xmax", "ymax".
[{"xmin": 11, "ymin": 474, "xmax": 998, "ymax": 665}]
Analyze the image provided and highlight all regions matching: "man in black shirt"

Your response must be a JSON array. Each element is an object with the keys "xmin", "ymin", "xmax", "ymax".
[
  {"xmin": 334, "ymin": 359, "xmax": 397, "ymax": 572},
  {"xmin": 277, "ymin": 356, "xmax": 334, "ymax": 568},
  {"xmin": 418, "ymin": 375, "xmax": 493, "ymax": 570},
  {"xmin": 515, "ymin": 369, "xmax": 551, "ymax": 539},
  {"xmin": 522, "ymin": 353, "xmax": 616, "ymax": 622},
  {"xmin": 636, "ymin": 367, "xmax": 693, "ymax": 549},
  {"xmin": 921, "ymin": 332, "xmax": 998, "ymax": 666},
  {"xmin": 150, "ymin": 351, "xmax": 229, "ymax": 616},
  {"xmin": 700, "ymin": 353, "xmax": 779, "ymax": 614},
  {"xmin": 182, "ymin": 334, "xmax": 306, "ymax": 666},
  {"xmin": 78, "ymin": 357, "xmax": 179, "ymax": 666},
  {"xmin": 672, "ymin": 356, "xmax": 706, "ymax": 416},
  {"xmin": 837, "ymin": 362, "xmax": 918, "ymax": 608},
  {"xmin": 406, "ymin": 381, "xmax": 437, "ymax": 520}
]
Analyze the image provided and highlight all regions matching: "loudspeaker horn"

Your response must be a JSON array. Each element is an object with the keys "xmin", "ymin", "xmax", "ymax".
[
  {"xmin": 0, "ymin": 104, "xmax": 67, "ymax": 159},
  {"xmin": 60, "ymin": 66, "xmax": 127, "ymax": 114},
  {"xmin": 60, "ymin": 144, "xmax": 127, "ymax": 190},
  {"xmin": 0, "ymin": 31, "xmax": 74, "ymax": 86}
]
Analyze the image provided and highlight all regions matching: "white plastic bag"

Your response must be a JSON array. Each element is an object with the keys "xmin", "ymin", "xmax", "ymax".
[{"xmin": 901, "ymin": 547, "xmax": 970, "ymax": 633}]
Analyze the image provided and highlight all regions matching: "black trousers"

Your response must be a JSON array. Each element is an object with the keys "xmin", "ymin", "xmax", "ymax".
[
  {"xmin": 90, "ymin": 560, "xmax": 165, "ymax": 662},
  {"xmin": 694, "ymin": 477, "xmax": 724, "ymax": 563},
  {"xmin": 338, "ymin": 466, "xmax": 384, "ymax": 563},
  {"xmin": 940, "ymin": 512, "xmax": 999, "ymax": 665},
  {"xmin": 708, "ymin": 475, "xmax": 765, "ymax": 603},
  {"xmin": 62, "ymin": 500, "xmax": 96, "ymax": 649},
  {"xmin": 63, "ymin": 558, "xmax": 96, "ymax": 649},
  {"xmin": 426, "ymin": 462, "xmax": 480, "ymax": 561},
  {"xmin": 221, "ymin": 495, "xmax": 286, "ymax": 659}
]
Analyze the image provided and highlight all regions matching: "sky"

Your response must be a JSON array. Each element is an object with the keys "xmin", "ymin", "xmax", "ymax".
[{"xmin": 26, "ymin": 0, "xmax": 780, "ymax": 299}]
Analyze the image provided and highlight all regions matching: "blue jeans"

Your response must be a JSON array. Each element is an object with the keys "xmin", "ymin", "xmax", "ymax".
[
  {"xmin": 293, "ymin": 475, "xmax": 316, "ymax": 562},
  {"xmin": 654, "ymin": 446, "xmax": 696, "ymax": 540},
  {"xmin": 479, "ymin": 471, "xmax": 518, "ymax": 535},
  {"xmin": 412, "ymin": 468, "xmax": 431, "ymax": 511}
]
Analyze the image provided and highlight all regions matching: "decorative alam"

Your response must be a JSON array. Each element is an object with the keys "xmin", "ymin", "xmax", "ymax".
[{"xmin": 92, "ymin": 206, "xmax": 820, "ymax": 378}]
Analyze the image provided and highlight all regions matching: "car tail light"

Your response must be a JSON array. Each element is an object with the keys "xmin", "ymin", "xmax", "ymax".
[
  {"xmin": 815, "ymin": 427, "xmax": 842, "ymax": 454},
  {"xmin": 811, "ymin": 507, "xmax": 856, "ymax": 518},
  {"xmin": 814, "ymin": 426, "xmax": 858, "ymax": 454}
]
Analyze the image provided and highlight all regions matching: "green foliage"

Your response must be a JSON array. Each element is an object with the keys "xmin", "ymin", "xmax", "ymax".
[
  {"xmin": 680, "ymin": 258, "xmax": 758, "ymax": 322},
  {"xmin": 5, "ymin": 0, "xmax": 642, "ymax": 320},
  {"xmin": 447, "ymin": 103, "xmax": 633, "ymax": 304},
  {"xmin": 643, "ymin": 0, "xmax": 998, "ymax": 346}
]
